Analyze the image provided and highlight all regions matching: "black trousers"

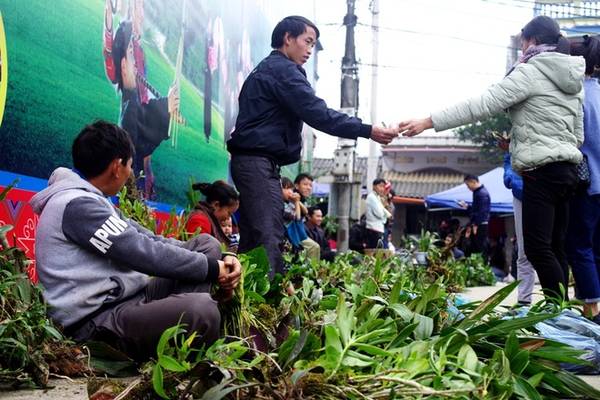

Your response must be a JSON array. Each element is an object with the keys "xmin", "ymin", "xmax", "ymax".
[
  {"xmin": 366, "ymin": 229, "xmax": 384, "ymax": 249},
  {"xmin": 472, "ymin": 223, "xmax": 489, "ymax": 260},
  {"xmin": 69, "ymin": 235, "xmax": 222, "ymax": 360},
  {"xmin": 522, "ymin": 161, "xmax": 577, "ymax": 301},
  {"xmin": 230, "ymin": 154, "xmax": 284, "ymax": 278}
]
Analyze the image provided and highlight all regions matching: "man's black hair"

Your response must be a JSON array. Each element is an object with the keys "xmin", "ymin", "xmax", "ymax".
[
  {"xmin": 271, "ymin": 16, "xmax": 320, "ymax": 49},
  {"xmin": 294, "ymin": 172, "xmax": 314, "ymax": 185},
  {"xmin": 464, "ymin": 174, "xmax": 479, "ymax": 182},
  {"xmin": 373, "ymin": 178, "xmax": 386, "ymax": 186},
  {"xmin": 307, "ymin": 205, "xmax": 322, "ymax": 217},
  {"xmin": 281, "ymin": 176, "xmax": 294, "ymax": 189},
  {"xmin": 112, "ymin": 20, "xmax": 133, "ymax": 91},
  {"xmin": 72, "ymin": 120, "xmax": 134, "ymax": 179}
]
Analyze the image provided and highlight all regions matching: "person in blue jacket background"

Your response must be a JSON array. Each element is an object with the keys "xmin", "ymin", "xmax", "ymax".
[
  {"xmin": 502, "ymin": 147, "xmax": 537, "ymax": 305},
  {"xmin": 567, "ymin": 36, "xmax": 600, "ymax": 323}
]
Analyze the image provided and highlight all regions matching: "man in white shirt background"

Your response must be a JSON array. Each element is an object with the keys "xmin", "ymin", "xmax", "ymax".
[{"xmin": 365, "ymin": 178, "xmax": 392, "ymax": 249}]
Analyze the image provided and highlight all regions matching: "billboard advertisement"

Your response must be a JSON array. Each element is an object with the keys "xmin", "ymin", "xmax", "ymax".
[
  {"xmin": 0, "ymin": 0, "xmax": 313, "ymax": 204},
  {"xmin": 0, "ymin": 0, "xmax": 316, "ymax": 274}
]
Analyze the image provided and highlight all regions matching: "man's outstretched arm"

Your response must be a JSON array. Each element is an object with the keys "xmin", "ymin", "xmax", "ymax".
[{"xmin": 275, "ymin": 65, "xmax": 399, "ymax": 144}]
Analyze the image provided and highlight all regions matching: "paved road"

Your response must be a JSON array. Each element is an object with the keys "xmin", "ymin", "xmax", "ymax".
[{"xmin": 0, "ymin": 379, "xmax": 87, "ymax": 400}]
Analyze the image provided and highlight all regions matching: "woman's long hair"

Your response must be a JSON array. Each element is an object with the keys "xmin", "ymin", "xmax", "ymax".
[{"xmin": 522, "ymin": 16, "xmax": 570, "ymax": 54}]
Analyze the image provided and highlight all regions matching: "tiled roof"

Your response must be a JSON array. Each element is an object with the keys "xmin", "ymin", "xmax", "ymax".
[
  {"xmin": 312, "ymin": 158, "xmax": 463, "ymax": 199},
  {"xmin": 382, "ymin": 170, "xmax": 464, "ymax": 199}
]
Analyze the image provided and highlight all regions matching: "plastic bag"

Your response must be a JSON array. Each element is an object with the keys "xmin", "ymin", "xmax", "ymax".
[{"xmin": 536, "ymin": 309, "xmax": 600, "ymax": 374}]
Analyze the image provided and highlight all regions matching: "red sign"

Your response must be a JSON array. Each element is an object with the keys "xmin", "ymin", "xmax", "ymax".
[
  {"xmin": 0, "ymin": 185, "xmax": 173, "ymax": 283},
  {"xmin": 0, "ymin": 185, "xmax": 38, "ymax": 281}
]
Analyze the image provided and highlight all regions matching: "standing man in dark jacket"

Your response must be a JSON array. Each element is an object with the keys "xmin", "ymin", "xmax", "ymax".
[
  {"xmin": 228, "ymin": 16, "xmax": 398, "ymax": 276},
  {"xmin": 459, "ymin": 175, "xmax": 491, "ymax": 259}
]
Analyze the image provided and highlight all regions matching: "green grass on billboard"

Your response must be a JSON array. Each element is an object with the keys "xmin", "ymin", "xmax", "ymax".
[{"xmin": 0, "ymin": 0, "xmax": 228, "ymax": 205}]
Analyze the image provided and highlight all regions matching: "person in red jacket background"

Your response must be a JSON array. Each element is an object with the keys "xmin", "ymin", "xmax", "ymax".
[{"xmin": 187, "ymin": 181, "xmax": 239, "ymax": 252}]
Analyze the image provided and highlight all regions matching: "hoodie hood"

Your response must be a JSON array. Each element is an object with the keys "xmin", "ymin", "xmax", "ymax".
[
  {"xmin": 30, "ymin": 168, "xmax": 104, "ymax": 214},
  {"xmin": 528, "ymin": 52, "xmax": 585, "ymax": 94}
]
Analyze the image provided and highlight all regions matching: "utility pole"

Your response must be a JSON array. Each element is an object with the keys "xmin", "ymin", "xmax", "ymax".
[
  {"xmin": 333, "ymin": 0, "xmax": 359, "ymax": 252},
  {"xmin": 506, "ymin": 34, "xmax": 520, "ymax": 74},
  {"xmin": 366, "ymin": 0, "xmax": 379, "ymax": 193}
]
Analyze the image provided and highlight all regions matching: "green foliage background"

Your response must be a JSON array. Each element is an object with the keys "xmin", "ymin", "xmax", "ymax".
[{"xmin": 455, "ymin": 113, "xmax": 512, "ymax": 164}]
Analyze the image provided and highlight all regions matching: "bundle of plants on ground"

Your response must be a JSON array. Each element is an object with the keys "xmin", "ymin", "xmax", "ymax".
[
  {"xmin": 0, "ymin": 185, "xmax": 88, "ymax": 389},
  {"xmin": 408, "ymin": 230, "xmax": 497, "ymax": 292},
  {"xmin": 93, "ymin": 248, "xmax": 600, "ymax": 399}
]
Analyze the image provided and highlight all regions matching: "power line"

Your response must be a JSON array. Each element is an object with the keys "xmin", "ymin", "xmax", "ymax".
[
  {"xmin": 355, "ymin": 61, "xmax": 505, "ymax": 77},
  {"xmin": 356, "ymin": 21, "xmax": 520, "ymax": 50},
  {"xmin": 391, "ymin": 0, "xmax": 530, "ymax": 24},
  {"xmin": 322, "ymin": 21, "xmax": 519, "ymax": 50},
  {"xmin": 324, "ymin": 2, "xmax": 600, "ymax": 39}
]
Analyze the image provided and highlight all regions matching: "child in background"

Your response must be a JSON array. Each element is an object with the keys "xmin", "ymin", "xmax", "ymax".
[
  {"xmin": 281, "ymin": 177, "xmax": 320, "ymax": 262},
  {"xmin": 220, "ymin": 217, "xmax": 239, "ymax": 253}
]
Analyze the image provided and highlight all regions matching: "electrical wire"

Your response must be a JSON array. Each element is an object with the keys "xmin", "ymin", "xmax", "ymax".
[
  {"xmin": 389, "ymin": 0, "xmax": 532, "ymax": 24},
  {"xmin": 322, "ymin": 21, "xmax": 521, "ymax": 50},
  {"xmin": 356, "ymin": 22, "xmax": 520, "ymax": 50},
  {"xmin": 325, "ymin": 58, "xmax": 506, "ymax": 77}
]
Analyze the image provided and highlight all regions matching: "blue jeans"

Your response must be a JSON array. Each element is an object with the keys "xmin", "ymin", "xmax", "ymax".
[{"xmin": 566, "ymin": 193, "xmax": 600, "ymax": 303}]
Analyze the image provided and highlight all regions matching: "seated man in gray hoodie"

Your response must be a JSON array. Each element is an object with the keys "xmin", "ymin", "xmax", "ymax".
[{"xmin": 31, "ymin": 121, "xmax": 241, "ymax": 360}]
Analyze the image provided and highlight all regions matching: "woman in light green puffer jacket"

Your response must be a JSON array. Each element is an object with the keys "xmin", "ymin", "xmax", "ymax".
[{"xmin": 399, "ymin": 16, "xmax": 585, "ymax": 302}]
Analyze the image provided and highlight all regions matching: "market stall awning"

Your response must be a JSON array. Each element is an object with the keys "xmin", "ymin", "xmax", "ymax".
[{"xmin": 425, "ymin": 167, "xmax": 513, "ymax": 213}]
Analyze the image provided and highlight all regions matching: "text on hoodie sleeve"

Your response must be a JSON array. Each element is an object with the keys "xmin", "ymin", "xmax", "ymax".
[{"xmin": 61, "ymin": 197, "xmax": 219, "ymax": 282}]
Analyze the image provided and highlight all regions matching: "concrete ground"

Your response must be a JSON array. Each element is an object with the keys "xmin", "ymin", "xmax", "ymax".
[
  {"xmin": 0, "ymin": 379, "xmax": 88, "ymax": 400},
  {"xmin": 1, "ymin": 283, "xmax": 599, "ymax": 399}
]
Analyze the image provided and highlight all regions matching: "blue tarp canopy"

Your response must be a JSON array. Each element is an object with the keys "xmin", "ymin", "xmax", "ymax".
[{"xmin": 425, "ymin": 167, "xmax": 513, "ymax": 213}]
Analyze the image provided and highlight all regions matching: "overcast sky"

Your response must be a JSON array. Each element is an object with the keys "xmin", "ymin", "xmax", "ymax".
[{"xmin": 304, "ymin": 0, "xmax": 533, "ymax": 158}]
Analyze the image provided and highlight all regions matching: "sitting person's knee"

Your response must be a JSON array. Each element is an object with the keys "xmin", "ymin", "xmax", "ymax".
[
  {"xmin": 185, "ymin": 234, "xmax": 222, "ymax": 260},
  {"xmin": 180, "ymin": 293, "xmax": 221, "ymax": 343}
]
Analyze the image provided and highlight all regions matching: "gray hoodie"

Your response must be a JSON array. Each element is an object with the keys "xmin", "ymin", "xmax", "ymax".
[{"xmin": 31, "ymin": 168, "xmax": 219, "ymax": 327}]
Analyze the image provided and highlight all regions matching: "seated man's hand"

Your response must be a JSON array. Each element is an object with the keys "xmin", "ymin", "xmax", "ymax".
[{"xmin": 218, "ymin": 256, "xmax": 242, "ymax": 291}]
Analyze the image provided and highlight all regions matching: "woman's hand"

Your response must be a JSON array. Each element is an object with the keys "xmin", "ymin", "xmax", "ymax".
[{"xmin": 399, "ymin": 117, "xmax": 433, "ymax": 137}]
